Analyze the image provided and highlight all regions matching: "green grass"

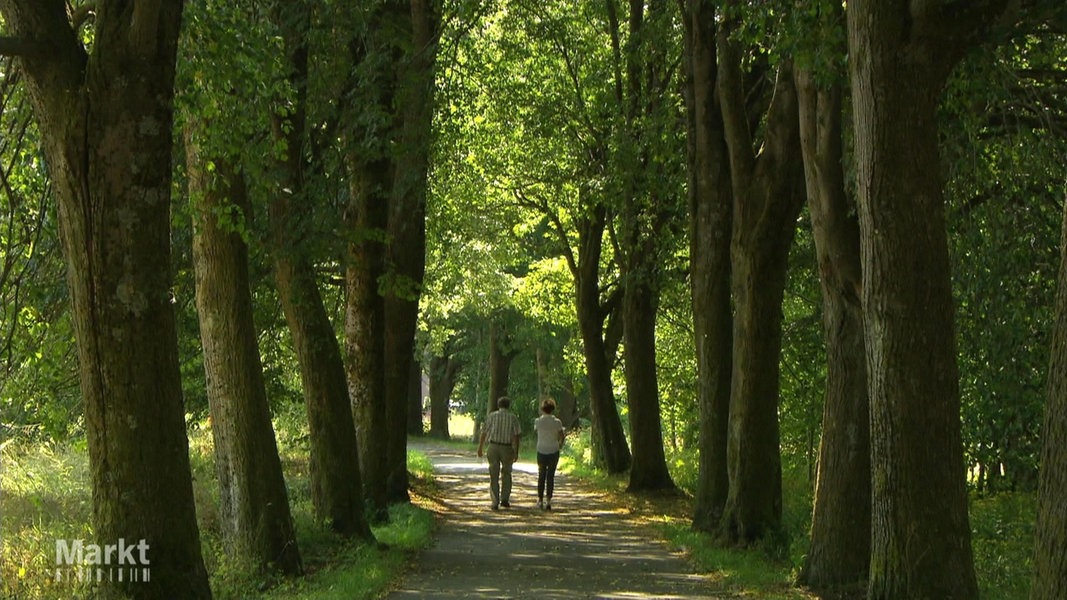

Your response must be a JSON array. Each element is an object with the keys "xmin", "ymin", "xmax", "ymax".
[
  {"xmin": 263, "ymin": 503, "xmax": 433, "ymax": 600},
  {"xmin": 557, "ymin": 429, "xmax": 1038, "ymax": 599},
  {"xmin": 970, "ymin": 492, "xmax": 1036, "ymax": 600},
  {"xmin": 664, "ymin": 523, "xmax": 812, "ymax": 599},
  {"xmin": 1, "ymin": 422, "xmax": 436, "ymax": 600}
]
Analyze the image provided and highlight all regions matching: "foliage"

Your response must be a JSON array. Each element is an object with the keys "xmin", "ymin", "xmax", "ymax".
[
  {"xmin": 0, "ymin": 57, "xmax": 80, "ymax": 443},
  {"xmin": 942, "ymin": 31, "xmax": 1067, "ymax": 492}
]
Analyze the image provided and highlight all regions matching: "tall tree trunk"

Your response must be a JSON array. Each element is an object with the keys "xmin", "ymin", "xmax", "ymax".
[
  {"xmin": 187, "ymin": 141, "xmax": 302, "ymax": 576},
  {"xmin": 847, "ymin": 2, "xmax": 1007, "ymax": 596},
  {"xmin": 795, "ymin": 66, "xmax": 871, "ymax": 590},
  {"xmin": 571, "ymin": 207, "xmax": 631, "ymax": 473},
  {"xmin": 344, "ymin": 157, "xmax": 390, "ymax": 522},
  {"xmin": 271, "ymin": 0, "xmax": 374, "ymax": 539},
  {"xmin": 680, "ymin": 0, "xmax": 733, "ymax": 533},
  {"xmin": 382, "ymin": 0, "xmax": 440, "ymax": 504},
  {"xmin": 1030, "ymin": 197, "xmax": 1067, "ymax": 599},
  {"xmin": 717, "ymin": 31, "xmax": 804, "ymax": 544},
  {"xmin": 0, "ymin": 3, "xmax": 212, "ymax": 597}
]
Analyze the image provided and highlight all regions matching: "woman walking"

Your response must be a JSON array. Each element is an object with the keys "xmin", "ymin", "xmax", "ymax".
[{"xmin": 534, "ymin": 398, "xmax": 566, "ymax": 510}]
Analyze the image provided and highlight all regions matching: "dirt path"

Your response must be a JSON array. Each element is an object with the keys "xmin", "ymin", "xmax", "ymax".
[{"xmin": 387, "ymin": 442, "xmax": 723, "ymax": 599}]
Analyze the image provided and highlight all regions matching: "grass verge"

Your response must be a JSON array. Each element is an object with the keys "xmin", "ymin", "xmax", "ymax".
[{"xmin": 1, "ymin": 428, "xmax": 436, "ymax": 600}]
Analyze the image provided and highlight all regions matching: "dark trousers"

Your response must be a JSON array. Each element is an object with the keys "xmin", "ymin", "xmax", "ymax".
[{"xmin": 537, "ymin": 451, "xmax": 561, "ymax": 500}]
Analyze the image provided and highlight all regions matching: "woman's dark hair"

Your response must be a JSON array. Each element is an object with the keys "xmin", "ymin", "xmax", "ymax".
[{"xmin": 541, "ymin": 398, "xmax": 556, "ymax": 414}]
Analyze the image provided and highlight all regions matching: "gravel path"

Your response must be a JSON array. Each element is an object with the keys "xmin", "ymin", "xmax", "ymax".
[{"xmin": 387, "ymin": 442, "xmax": 723, "ymax": 599}]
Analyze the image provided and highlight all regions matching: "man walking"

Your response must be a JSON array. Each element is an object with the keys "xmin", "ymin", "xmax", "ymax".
[{"xmin": 477, "ymin": 396, "xmax": 522, "ymax": 510}]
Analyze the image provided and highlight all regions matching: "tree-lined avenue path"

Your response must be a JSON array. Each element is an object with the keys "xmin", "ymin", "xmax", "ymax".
[{"xmin": 388, "ymin": 442, "xmax": 722, "ymax": 599}]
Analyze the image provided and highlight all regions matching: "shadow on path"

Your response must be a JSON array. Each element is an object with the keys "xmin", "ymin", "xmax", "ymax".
[{"xmin": 388, "ymin": 442, "xmax": 724, "ymax": 599}]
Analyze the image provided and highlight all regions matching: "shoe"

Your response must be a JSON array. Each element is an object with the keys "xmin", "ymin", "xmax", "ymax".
[
  {"xmin": 501, "ymin": 501, "xmax": 511, "ymax": 508},
  {"xmin": 545, "ymin": 501, "xmax": 552, "ymax": 511},
  {"xmin": 492, "ymin": 504, "xmax": 499, "ymax": 511},
  {"xmin": 538, "ymin": 500, "xmax": 543, "ymax": 509}
]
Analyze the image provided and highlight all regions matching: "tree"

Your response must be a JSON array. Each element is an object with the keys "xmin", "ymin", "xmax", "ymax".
[
  {"xmin": 269, "ymin": 0, "xmax": 374, "ymax": 539},
  {"xmin": 846, "ymin": 1, "xmax": 1012, "ymax": 596},
  {"xmin": 343, "ymin": 0, "xmax": 441, "ymax": 506},
  {"xmin": 0, "ymin": 2, "xmax": 212, "ymax": 596},
  {"xmin": 428, "ymin": 336, "xmax": 463, "ymax": 439},
  {"xmin": 793, "ymin": 2, "xmax": 870, "ymax": 589},
  {"xmin": 610, "ymin": 0, "xmax": 682, "ymax": 493},
  {"xmin": 186, "ymin": 135, "xmax": 302, "ymax": 575},
  {"xmin": 1032, "ymin": 200, "xmax": 1067, "ymax": 598},
  {"xmin": 679, "ymin": 0, "xmax": 733, "ymax": 532},
  {"xmin": 716, "ymin": 9, "xmax": 805, "ymax": 545}
]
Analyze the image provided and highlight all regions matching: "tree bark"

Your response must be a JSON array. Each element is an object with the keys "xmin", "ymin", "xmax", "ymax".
[
  {"xmin": 408, "ymin": 357, "xmax": 425, "ymax": 435},
  {"xmin": 609, "ymin": 0, "xmax": 676, "ymax": 494},
  {"xmin": 558, "ymin": 376, "xmax": 581, "ymax": 429},
  {"xmin": 271, "ymin": 0, "xmax": 374, "ymax": 540},
  {"xmin": 1031, "ymin": 200, "xmax": 1067, "ymax": 599},
  {"xmin": 680, "ymin": 0, "xmax": 733, "ymax": 533},
  {"xmin": 0, "ymin": 2, "xmax": 212, "ymax": 596},
  {"xmin": 795, "ymin": 66, "xmax": 871, "ymax": 590},
  {"xmin": 717, "ymin": 34, "xmax": 804, "ymax": 545},
  {"xmin": 621, "ymin": 268, "xmax": 676, "ymax": 491},
  {"xmin": 571, "ymin": 206, "xmax": 632, "ymax": 473},
  {"xmin": 187, "ymin": 140, "xmax": 302, "ymax": 576},
  {"xmin": 487, "ymin": 321, "xmax": 519, "ymax": 411},
  {"xmin": 381, "ymin": 0, "xmax": 440, "ymax": 504},
  {"xmin": 847, "ymin": 2, "xmax": 1007, "ymax": 596},
  {"xmin": 344, "ymin": 155, "xmax": 390, "ymax": 522},
  {"xmin": 429, "ymin": 351, "xmax": 461, "ymax": 439}
]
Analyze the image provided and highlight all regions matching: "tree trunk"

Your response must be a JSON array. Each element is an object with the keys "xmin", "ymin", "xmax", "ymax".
[
  {"xmin": 1031, "ymin": 199, "xmax": 1067, "ymax": 599},
  {"xmin": 429, "ymin": 351, "xmax": 461, "ymax": 439},
  {"xmin": 408, "ymin": 358, "xmax": 425, "ymax": 435},
  {"xmin": 680, "ymin": 0, "xmax": 733, "ymax": 533},
  {"xmin": 847, "ymin": 2, "xmax": 1001, "ymax": 596},
  {"xmin": 558, "ymin": 376, "xmax": 581, "ymax": 429},
  {"xmin": 717, "ymin": 40, "xmax": 804, "ymax": 545},
  {"xmin": 187, "ymin": 141, "xmax": 302, "ymax": 576},
  {"xmin": 344, "ymin": 156, "xmax": 390, "ymax": 522},
  {"xmin": 795, "ymin": 66, "xmax": 871, "ymax": 590},
  {"xmin": 271, "ymin": 0, "xmax": 374, "ymax": 539},
  {"xmin": 0, "ymin": 3, "xmax": 212, "ymax": 597},
  {"xmin": 622, "ymin": 271, "xmax": 676, "ymax": 491},
  {"xmin": 572, "ymin": 208, "xmax": 632, "ymax": 473},
  {"xmin": 487, "ymin": 322, "xmax": 519, "ymax": 411}
]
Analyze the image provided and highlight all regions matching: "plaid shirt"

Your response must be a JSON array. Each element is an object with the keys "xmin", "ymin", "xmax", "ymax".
[{"xmin": 484, "ymin": 408, "xmax": 521, "ymax": 445}]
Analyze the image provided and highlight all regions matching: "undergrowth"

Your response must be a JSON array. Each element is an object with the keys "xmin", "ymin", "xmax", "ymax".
[
  {"xmin": 558, "ymin": 427, "xmax": 1035, "ymax": 599},
  {"xmin": 1, "ymin": 418, "xmax": 435, "ymax": 600}
]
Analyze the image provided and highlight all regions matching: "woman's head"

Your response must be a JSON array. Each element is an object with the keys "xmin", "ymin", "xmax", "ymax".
[{"xmin": 540, "ymin": 398, "xmax": 556, "ymax": 414}]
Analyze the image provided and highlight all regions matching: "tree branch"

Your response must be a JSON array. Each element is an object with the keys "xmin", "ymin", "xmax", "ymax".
[
  {"xmin": 716, "ymin": 16, "xmax": 755, "ymax": 187},
  {"xmin": 0, "ymin": 36, "xmax": 50, "ymax": 57}
]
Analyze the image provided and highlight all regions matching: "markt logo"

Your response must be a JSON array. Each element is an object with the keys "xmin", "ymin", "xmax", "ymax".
[{"xmin": 54, "ymin": 538, "xmax": 151, "ymax": 583}]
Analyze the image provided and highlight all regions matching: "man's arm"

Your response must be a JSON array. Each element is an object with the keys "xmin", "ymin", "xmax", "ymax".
[{"xmin": 477, "ymin": 428, "xmax": 487, "ymax": 458}]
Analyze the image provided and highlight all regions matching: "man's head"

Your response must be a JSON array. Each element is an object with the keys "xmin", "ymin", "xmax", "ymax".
[{"xmin": 497, "ymin": 396, "xmax": 511, "ymax": 409}]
